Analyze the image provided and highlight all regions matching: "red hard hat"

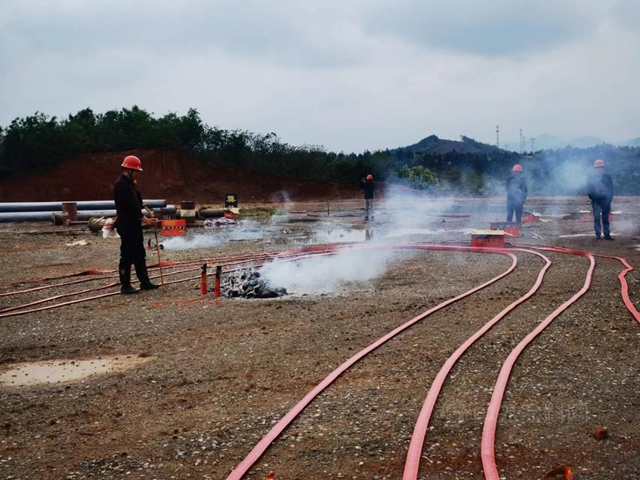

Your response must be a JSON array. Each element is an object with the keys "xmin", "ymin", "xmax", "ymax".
[
  {"xmin": 512, "ymin": 164, "xmax": 522, "ymax": 172},
  {"xmin": 121, "ymin": 155, "xmax": 143, "ymax": 171},
  {"xmin": 594, "ymin": 159, "xmax": 605, "ymax": 168},
  {"xmin": 366, "ymin": 174, "xmax": 373, "ymax": 180}
]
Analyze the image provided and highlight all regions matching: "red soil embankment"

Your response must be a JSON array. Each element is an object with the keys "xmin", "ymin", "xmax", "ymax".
[{"xmin": 0, "ymin": 149, "xmax": 364, "ymax": 204}]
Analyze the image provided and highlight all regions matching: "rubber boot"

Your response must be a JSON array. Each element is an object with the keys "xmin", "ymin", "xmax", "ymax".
[
  {"xmin": 134, "ymin": 260, "xmax": 160, "ymax": 290},
  {"xmin": 119, "ymin": 267, "xmax": 140, "ymax": 294}
]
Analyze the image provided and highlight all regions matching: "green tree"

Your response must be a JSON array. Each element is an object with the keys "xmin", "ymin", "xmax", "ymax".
[{"xmin": 397, "ymin": 165, "xmax": 439, "ymax": 190}]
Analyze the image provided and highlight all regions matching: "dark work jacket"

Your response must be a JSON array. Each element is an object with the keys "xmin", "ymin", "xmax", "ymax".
[
  {"xmin": 587, "ymin": 173, "xmax": 613, "ymax": 204},
  {"xmin": 361, "ymin": 179, "xmax": 374, "ymax": 199},
  {"xmin": 506, "ymin": 176, "xmax": 527, "ymax": 204},
  {"xmin": 113, "ymin": 174, "xmax": 143, "ymax": 225}
]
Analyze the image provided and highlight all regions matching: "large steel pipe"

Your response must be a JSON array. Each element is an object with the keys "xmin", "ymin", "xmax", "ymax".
[
  {"xmin": 0, "ymin": 200, "xmax": 167, "ymax": 213},
  {"xmin": 198, "ymin": 208, "xmax": 225, "ymax": 218},
  {"xmin": 1, "ymin": 206, "xmax": 176, "ymax": 223}
]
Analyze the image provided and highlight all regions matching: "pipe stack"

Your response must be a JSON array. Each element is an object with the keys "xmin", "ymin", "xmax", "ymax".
[
  {"xmin": 50, "ymin": 206, "xmax": 177, "ymax": 225},
  {"xmin": 0, "ymin": 200, "xmax": 169, "ymax": 224}
]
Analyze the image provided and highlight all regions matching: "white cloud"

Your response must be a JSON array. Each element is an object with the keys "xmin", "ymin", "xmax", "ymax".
[
  {"xmin": 1, "ymin": 0, "xmax": 639, "ymax": 152},
  {"xmin": 610, "ymin": 0, "xmax": 640, "ymax": 30},
  {"xmin": 362, "ymin": 0, "xmax": 614, "ymax": 56}
]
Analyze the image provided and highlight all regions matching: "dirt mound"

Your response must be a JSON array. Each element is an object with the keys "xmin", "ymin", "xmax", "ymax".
[{"xmin": 0, "ymin": 149, "xmax": 363, "ymax": 204}]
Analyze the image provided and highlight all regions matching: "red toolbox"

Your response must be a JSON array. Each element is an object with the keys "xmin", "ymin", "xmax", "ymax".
[
  {"xmin": 490, "ymin": 222, "xmax": 521, "ymax": 237},
  {"xmin": 471, "ymin": 230, "xmax": 505, "ymax": 248}
]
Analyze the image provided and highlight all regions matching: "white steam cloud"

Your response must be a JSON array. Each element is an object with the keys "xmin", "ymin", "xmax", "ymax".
[
  {"xmin": 162, "ymin": 220, "xmax": 266, "ymax": 250},
  {"xmin": 373, "ymin": 183, "xmax": 463, "ymax": 234},
  {"xmin": 260, "ymin": 247, "xmax": 405, "ymax": 295}
]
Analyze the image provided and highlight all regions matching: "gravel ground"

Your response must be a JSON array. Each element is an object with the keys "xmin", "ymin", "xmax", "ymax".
[{"xmin": 1, "ymin": 197, "xmax": 640, "ymax": 480}]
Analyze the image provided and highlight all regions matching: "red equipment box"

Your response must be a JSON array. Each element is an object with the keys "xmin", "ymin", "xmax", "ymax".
[
  {"xmin": 471, "ymin": 230, "xmax": 505, "ymax": 248},
  {"xmin": 490, "ymin": 222, "xmax": 521, "ymax": 237}
]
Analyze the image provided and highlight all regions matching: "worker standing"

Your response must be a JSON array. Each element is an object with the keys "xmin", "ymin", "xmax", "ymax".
[
  {"xmin": 113, "ymin": 155, "xmax": 160, "ymax": 294},
  {"xmin": 361, "ymin": 174, "xmax": 375, "ymax": 221},
  {"xmin": 506, "ymin": 164, "xmax": 527, "ymax": 223},
  {"xmin": 587, "ymin": 159, "xmax": 614, "ymax": 240}
]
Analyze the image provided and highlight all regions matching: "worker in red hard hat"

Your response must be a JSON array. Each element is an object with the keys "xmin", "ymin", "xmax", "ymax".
[
  {"xmin": 587, "ymin": 159, "xmax": 614, "ymax": 240},
  {"xmin": 506, "ymin": 164, "xmax": 527, "ymax": 223},
  {"xmin": 113, "ymin": 155, "xmax": 160, "ymax": 293},
  {"xmin": 361, "ymin": 174, "xmax": 375, "ymax": 221}
]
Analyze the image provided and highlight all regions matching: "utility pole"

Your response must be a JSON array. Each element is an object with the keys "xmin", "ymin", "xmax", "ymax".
[
  {"xmin": 496, "ymin": 125, "xmax": 500, "ymax": 148},
  {"xmin": 519, "ymin": 129, "xmax": 523, "ymax": 154},
  {"xmin": 523, "ymin": 136, "xmax": 526, "ymax": 153}
]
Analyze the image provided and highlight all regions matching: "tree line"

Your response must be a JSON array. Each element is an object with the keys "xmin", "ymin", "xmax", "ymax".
[{"xmin": 1, "ymin": 106, "xmax": 639, "ymax": 195}]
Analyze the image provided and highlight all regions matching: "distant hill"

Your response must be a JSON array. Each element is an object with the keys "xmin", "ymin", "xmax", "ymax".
[
  {"xmin": 523, "ymin": 134, "xmax": 611, "ymax": 150},
  {"xmin": 563, "ymin": 136, "xmax": 606, "ymax": 148},
  {"xmin": 620, "ymin": 137, "xmax": 640, "ymax": 147},
  {"xmin": 532, "ymin": 134, "xmax": 565, "ymax": 150},
  {"xmin": 395, "ymin": 135, "xmax": 503, "ymax": 155}
]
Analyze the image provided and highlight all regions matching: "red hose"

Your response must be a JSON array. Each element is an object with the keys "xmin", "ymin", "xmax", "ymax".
[
  {"xmin": 403, "ymin": 249, "xmax": 551, "ymax": 480},
  {"xmin": 0, "ymin": 265, "xmax": 217, "ymax": 315},
  {"xmin": 0, "ymin": 253, "xmax": 287, "ymax": 311},
  {"xmin": 0, "ymin": 262, "xmax": 191, "ymax": 297},
  {"xmin": 0, "ymin": 291, "xmax": 123, "ymax": 317},
  {"xmin": 611, "ymin": 256, "xmax": 640, "ymax": 323},
  {"xmin": 2, "ymin": 269, "xmax": 114, "ymax": 286},
  {"xmin": 512, "ymin": 242, "xmax": 640, "ymax": 324},
  {"xmin": 225, "ymin": 245, "xmax": 518, "ymax": 480},
  {"xmin": 4, "ymin": 240, "xmax": 632, "ymax": 479},
  {"xmin": 0, "ymin": 276, "xmax": 119, "ymax": 298},
  {"xmin": 481, "ymin": 251, "xmax": 595, "ymax": 480},
  {"xmin": 0, "ymin": 282, "xmax": 120, "ymax": 314},
  {"xmin": 0, "ymin": 254, "xmax": 278, "ymax": 296},
  {"xmin": 0, "ymin": 249, "xmax": 340, "ymax": 318}
]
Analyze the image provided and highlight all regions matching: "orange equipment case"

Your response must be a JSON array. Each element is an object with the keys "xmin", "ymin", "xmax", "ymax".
[{"xmin": 161, "ymin": 219, "xmax": 187, "ymax": 236}]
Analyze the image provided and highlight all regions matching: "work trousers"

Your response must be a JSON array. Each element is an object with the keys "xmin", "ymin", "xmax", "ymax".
[
  {"xmin": 507, "ymin": 199, "xmax": 524, "ymax": 223},
  {"xmin": 365, "ymin": 199, "xmax": 374, "ymax": 220},
  {"xmin": 117, "ymin": 222, "xmax": 152, "ymax": 286},
  {"xmin": 592, "ymin": 201, "xmax": 611, "ymax": 238}
]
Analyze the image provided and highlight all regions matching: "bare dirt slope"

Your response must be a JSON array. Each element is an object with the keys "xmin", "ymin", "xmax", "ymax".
[{"xmin": 0, "ymin": 149, "xmax": 362, "ymax": 204}]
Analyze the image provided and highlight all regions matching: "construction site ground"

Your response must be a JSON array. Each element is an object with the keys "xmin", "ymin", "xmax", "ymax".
[{"xmin": 1, "ymin": 196, "xmax": 640, "ymax": 480}]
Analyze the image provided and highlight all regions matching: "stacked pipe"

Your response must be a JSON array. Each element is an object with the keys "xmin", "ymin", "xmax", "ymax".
[
  {"xmin": 51, "ymin": 206, "xmax": 176, "ymax": 225},
  {"xmin": 0, "ymin": 200, "xmax": 168, "ymax": 224}
]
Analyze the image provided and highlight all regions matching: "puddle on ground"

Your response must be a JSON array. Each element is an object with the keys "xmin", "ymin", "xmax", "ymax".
[{"xmin": 0, "ymin": 355, "xmax": 152, "ymax": 387}]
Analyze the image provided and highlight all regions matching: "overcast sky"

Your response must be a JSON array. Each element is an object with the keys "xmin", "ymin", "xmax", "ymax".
[{"xmin": 2, "ymin": 0, "xmax": 639, "ymax": 152}]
